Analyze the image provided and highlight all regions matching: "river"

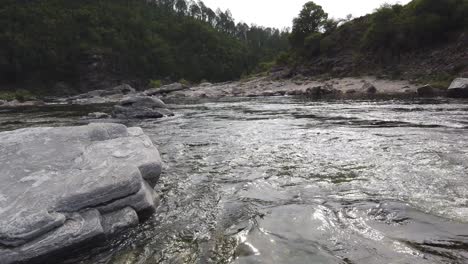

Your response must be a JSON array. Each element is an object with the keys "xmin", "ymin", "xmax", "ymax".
[{"xmin": 1, "ymin": 97, "xmax": 468, "ymax": 264}]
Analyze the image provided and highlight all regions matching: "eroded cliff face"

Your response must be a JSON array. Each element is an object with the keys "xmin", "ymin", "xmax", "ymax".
[{"xmin": 292, "ymin": 32, "xmax": 468, "ymax": 82}]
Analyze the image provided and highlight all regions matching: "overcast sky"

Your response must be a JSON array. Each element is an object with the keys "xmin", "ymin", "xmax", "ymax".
[{"xmin": 202, "ymin": 0, "xmax": 411, "ymax": 29}]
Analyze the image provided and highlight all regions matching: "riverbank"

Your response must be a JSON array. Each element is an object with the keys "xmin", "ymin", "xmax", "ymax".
[{"xmin": 1, "ymin": 76, "xmax": 466, "ymax": 109}]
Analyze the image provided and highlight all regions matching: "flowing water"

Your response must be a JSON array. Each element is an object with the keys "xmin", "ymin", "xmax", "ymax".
[{"xmin": 1, "ymin": 97, "xmax": 468, "ymax": 264}]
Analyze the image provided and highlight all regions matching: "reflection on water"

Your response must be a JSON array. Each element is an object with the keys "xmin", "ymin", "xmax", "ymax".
[{"xmin": 1, "ymin": 97, "xmax": 468, "ymax": 264}]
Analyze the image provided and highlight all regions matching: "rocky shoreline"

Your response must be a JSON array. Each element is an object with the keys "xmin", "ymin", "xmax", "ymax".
[
  {"xmin": 1, "ymin": 76, "xmax": 466, "ymax": 110},
  {"xmin": 160, "ymin": 76, "xmax": 467, "ymax": 99}
]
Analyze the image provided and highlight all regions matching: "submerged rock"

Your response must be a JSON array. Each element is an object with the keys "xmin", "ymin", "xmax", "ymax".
[
  {"xmin": 447, "ymin": 78, "xmax": 468, "ymax": 98},
  {"xmin": 112, "ymin": 96, "xmax": 174, "ymax": 119},
  {"xmin": 0, "ymin": 123, "xmax": 162, "ymax": 264}
]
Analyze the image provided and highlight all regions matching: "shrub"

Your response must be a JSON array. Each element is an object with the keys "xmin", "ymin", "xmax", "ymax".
[
  {"xmin": 255, "ymin": 61, "xmax": 275, "ymax": 73},
  {"xmin": 149, "ymin": 79, "xmax": 162, "ymax": 88},
  {"xmin": 319, "ymin": 35, "xmax": 334, "ymax": 55},
  {"xmin": 275, "ymin": 52, "xmax": 292, "ymax": 66},
  {"xmin": 0, "ymin": 90, "xmax": 34, "ymax": 102},
  {"xmin": 0, "ymin": 91, "xmax": 16, "ymax": 101},
  {"xmin": 14, "ymin": 89, "xmax": 34, "ymax": 102},
  {"xmin": 178, "ymin": 78, "xmax": 190, "ymax": 86},
  {"xmin": 304, "ymin": 32, "xmax": 323, "ymax": 57}
]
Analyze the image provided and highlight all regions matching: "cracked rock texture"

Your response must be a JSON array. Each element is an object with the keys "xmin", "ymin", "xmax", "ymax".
[{"xmin": 0, "ymin": 123, "xmax": 162, "ymax": 264}]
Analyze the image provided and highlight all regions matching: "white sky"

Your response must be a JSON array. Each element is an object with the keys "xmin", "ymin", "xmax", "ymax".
[{"xmin": 202, "ymin": 0, "xmax": 411, "ymax": 29}]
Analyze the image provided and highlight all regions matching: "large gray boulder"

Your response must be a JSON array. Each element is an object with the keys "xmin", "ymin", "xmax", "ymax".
[
  {"xmin": 112, "ymin": 96, "xmax": 174, "ymax": 119},
  {"xmin": 447, "ymin": 78, "xmax": 468, "ymax": 98},
  {"xmin": 0, "ymin": 123, "xmax": 162, "ymax": 263}
]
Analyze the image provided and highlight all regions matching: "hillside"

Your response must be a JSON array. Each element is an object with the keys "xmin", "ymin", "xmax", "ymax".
[
  {"xmin": 0, "ymin": 0, "xmax": 288, "ymax": 93},
  {"xmin": 280, "ymin": 0, "xmax": 468, "ymax": 87}
]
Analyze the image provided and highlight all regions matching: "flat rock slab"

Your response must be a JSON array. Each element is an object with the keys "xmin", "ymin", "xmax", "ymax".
[{"xmin": 0, "ymin": 123, "xmax": 162, "ymax": 263}]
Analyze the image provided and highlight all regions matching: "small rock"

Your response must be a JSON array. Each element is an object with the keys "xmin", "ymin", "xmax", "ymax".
[
  {"xmin": 145, "ymin": 83, "xmax": 188, "ymax": 96},
  {"xmin": 362, "ymin": 82, "xmax": 377, "ymax": 94},
  {"xmin": 447, "ymin": 78, "xmax": 468, "ymax": 98},
  {"xmin": 199, "ymin": 82, "xmax": 212, "ymax": 87},
  {"xmin": 305, "ymin": 86, "xmax": 323, "ymax": 97},
  {"xmin": 87, "ymin": 112, "xmax": 110, "ymax": 119}
]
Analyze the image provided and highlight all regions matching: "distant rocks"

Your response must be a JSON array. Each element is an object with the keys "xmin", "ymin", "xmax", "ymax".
[
  {"xmin": 86, "ymin": 112, "xmax": 111, "ymax": 119},
  {"xmin": 68, "ymin": 83, "xmax": 136, "ymax": 104},
  {"xmin": 145, "ymin": 83, "xmax": 188, "ymax": 96},
  {"xmin": 447, "ymin": 78, "xmax": 468, "ymax": 98},
  {"xmin": 0, "ymin": 99, "xmax": 45, "ymax": 108},
  {"xmin": 102, "ymin": 84, "xmax": 136, "ymax": 96},
  {"xmin": 417, "ymin": 85, "xmax": 446, "ymax": 97},
  {"xmin": 362, "ymin": 82, "xmax": 378, "ymax": 94},
  {"xmin": 305, "ymin": 84, "xmax": 340, "ymax": 98},
  {"xmin": 0, "ymin": 123, "xmax": 162, "ymax": 264},
  {"xmin": 112, "ymin": 96, "xmax": 173, "ymax": 119}
]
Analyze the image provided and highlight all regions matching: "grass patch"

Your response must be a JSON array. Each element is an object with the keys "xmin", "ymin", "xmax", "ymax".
[
  {"xmin": 416, "ymin": 72, "xmax": 455, "ymax": 89},
  {"xmin": 149, "ymin": 79, "xmax": 162, "ymax": 88},
  {"xmin": 0, "ymin": 90, "xmax": 36, "ymax": 102}
]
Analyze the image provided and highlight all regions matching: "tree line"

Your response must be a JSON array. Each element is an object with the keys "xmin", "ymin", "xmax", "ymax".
[
  {"xmin": 0, "ymin": 0, "xmax": 289, "ymax": 91},
  {"xmin": 284, "ymin": 0, "xmax": 468, "ymax": 65}
]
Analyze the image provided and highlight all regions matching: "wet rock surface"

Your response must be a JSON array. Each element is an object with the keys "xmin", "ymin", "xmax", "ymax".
[
  {"xmin": 112, "ymin": 96, "xmax": 174, "ymax": 119},
  {"xmin": 0, "ymin": 123, "xmax": 162, "ymax": 264}
]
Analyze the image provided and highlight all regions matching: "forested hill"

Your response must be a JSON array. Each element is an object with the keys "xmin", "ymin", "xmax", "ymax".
[
  {"xmin": 0, "ymin": 0, "xmax": 288, "ymax": 92},
  {"xmin": 281, "ymin": 0, "xmax": 468, "ymax": 85}
]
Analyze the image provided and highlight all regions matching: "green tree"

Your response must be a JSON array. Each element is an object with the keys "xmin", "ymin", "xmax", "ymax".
[
  {"xmin": 290, "ymin": 1, "xmax": 328, "ymax": 48},
  {"xmin": 175, "ymin": 0, "xmax": 188, "ymax": 14}
]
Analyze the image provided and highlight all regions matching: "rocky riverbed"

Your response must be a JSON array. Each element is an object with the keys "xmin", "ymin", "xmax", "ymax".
[{"xmin": 1, "ymin": 95, "xmax": 468, "ymax": 263}]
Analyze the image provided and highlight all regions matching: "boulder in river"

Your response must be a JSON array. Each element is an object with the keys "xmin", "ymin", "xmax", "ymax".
[
  {"xmin": 112, "ymin": 96, "xmax": 174, "ymax": 119},
  {"xmin": 362, "ymin": 82, "xmax": 378, "ymax": 94},
  {"xmin": 447, "ymin": 78, "xmax": 468, "ymax": 98},
  {"xmin": 417, "ymin": 85, "xmax": 447, "ymax": 97},
  {"xmin": 0, "ymin": 123, "xmax": 162, "ymax": 264}
]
